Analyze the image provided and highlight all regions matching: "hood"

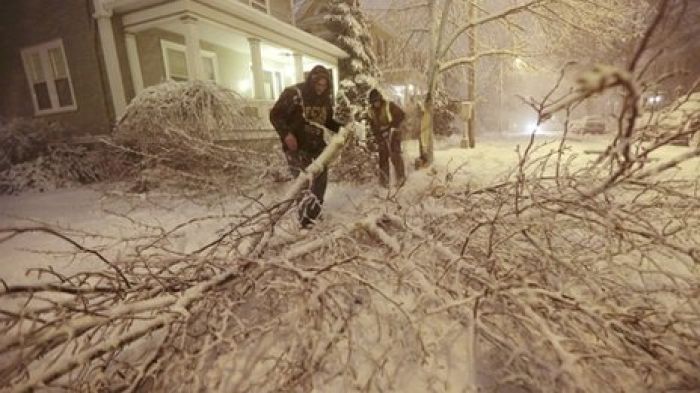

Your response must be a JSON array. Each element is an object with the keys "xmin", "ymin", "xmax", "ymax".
[
  {"xmin": 369, "ymin": 88, "xmax": 384, "ymax": 104},
  {"xmin": 304, "ymin": 65, "xmax": 333, "ymax": 98}
]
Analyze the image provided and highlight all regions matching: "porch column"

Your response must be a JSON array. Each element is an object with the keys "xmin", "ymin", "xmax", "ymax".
[
  {"xmin": 248, "ymin": 37, "xmax": 265, "ymax": 99},
  {"xmin": 93, "ymin": 0, "xmax": 127, "ymax": 117},
  {"xmin": 124, "ymin": 33, "xmax": 144, "ymax": 95},
  {"xmin": 293, "ymin": 52, "xmax": 304, "ymax": 83},
  {"xmin": 181, "ymin": 16, "xmax": 204, "ymax": 81}
]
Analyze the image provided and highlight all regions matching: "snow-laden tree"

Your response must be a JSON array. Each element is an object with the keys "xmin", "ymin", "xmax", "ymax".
[
  {"xmin": 324, "ymin": 0, "xmax": 383, "ymax": 183},
  {"xmin": 324, "ymin": 0, "xmax": 381, "ymax": 118}
]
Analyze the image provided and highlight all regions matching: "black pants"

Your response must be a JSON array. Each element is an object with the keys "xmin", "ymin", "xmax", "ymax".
[
  {"xmin": 285, "ymin": 149, "xmax": 328, "ymax": 226},
  {"xmin": 376, "ymin": 130, "xmax": 405, "ymax": 186}
]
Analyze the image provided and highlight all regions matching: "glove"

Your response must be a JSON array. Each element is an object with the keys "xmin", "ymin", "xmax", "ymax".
[
  {"xmin": 380, "ymin": 126, "xmax": 392, "ymax": 139},
  {"xmin": 304, "ymin": 123, "xmax": 324, "ymax": 137}
]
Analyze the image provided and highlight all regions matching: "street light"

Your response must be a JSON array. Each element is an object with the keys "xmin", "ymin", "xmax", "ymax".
[{"xmin": 647, "ymin": 95, "xmax": 663, "ymax": 104}]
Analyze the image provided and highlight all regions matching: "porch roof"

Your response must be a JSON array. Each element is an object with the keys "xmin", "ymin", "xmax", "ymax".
[{"xmin": 112, "ymin": 0, "xmax": 348, "ymax": 64}]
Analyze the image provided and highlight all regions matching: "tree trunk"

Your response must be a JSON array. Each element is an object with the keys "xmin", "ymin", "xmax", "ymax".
[
  {"xmin": 419, "ymin": 0, "xmax": 437, "ymax": 166},
  {"xmin": 419, "ymin": 97, "xmax": 435, "ymax": 166},
  {"xmin": 467, "ymin": 0, "xmax": 477, "ymax": 148},
  {"xmin": 419, "ymin": 0, "xmax": 451, "ymax": 166}
]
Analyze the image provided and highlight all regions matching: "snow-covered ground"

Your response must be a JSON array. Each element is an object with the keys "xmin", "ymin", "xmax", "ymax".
[
  {"xmin": 2, "ymin": 134, "xmax": 698, "ymax": 284},
  {"xmin": 1, "ymin": 134, "xmax": 698, "ymax": 392}
]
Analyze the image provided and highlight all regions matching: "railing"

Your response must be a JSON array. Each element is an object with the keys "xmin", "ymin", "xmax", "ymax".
[
  {"xmin": 216, "ymin": 99, "xmax": 277, "ymax": 141},
  {"xmin": 241, "ymin": 99, "xmax": 275, "ymax": 129}
]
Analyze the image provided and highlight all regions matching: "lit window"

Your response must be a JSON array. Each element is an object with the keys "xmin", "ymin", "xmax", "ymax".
[
  {"xmin": 161, "ymin": 40, "xmax": 220, "ymax": 83},
  {"xmin": 20, "ymin": 39, "xmax": 77, "ymax": 115},
  {"xmin": 262, "ymin": 69, "xmax": 283, "ymax": 100}
]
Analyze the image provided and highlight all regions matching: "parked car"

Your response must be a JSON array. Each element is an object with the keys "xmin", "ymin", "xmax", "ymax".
[
  {"xmin": 569, "ymin": 115, "xmax": 607, "ymax": 135},
  {"xmin": 636, "ymin": 92, "xmax": 700, "ymax": 147}
]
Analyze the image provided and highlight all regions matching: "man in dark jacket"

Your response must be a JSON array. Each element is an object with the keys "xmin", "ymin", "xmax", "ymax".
[
  {"xmin": 367, "ymin": 88, "xmax": 406, "ymax": 187},
  {"xmin": 269, "ymin": 65, "xmax": 342, "ymax": 227}
]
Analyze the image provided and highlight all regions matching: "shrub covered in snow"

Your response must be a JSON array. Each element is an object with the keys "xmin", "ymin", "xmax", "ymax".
[
  {"xmin": 0, "ymin": 143, "xmax": 129, "ymax": 194},
  {"xmin": 113, "ymin": 81, "xmax": 280, "ymax": 192},
  {"xmin": 115, "ymin": 81, "xmax": 259, "ymax": 158},
  {"xmin": 0, "ymin": 117, "xmax": 68, "ymax": 171},
  {"xmin": 0, "ymin": 117, "xmax": 128, "ymax": 194}
]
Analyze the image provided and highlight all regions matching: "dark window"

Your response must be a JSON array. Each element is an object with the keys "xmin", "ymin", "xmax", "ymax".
[{"xmin": 33, "ymin": 82, "xmax": 51, "ymax": 110}]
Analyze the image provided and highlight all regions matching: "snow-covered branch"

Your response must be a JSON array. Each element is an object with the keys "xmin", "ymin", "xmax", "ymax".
[
  {"xmin": 440, "ymin": 0, "xmax": 549, "ymax": 60},
  {"xmin": 438, "ymin": 49, "xmax": 521, "ymax": 73}
]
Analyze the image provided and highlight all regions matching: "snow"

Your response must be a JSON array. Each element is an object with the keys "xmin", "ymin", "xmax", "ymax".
[
  {"xmin": 638, "ymin": 92, "xmax": 700, "ymax": 136},
  {"xmin": 326, "ymin": 0, "xmax": 381, "ymax": 122},
  {"xmin": 0, "ymin": 188, "xmax": 255, "ymax": 286},
  {"xmin": 2, "ymin": 134, "xmax": 697, "ymax": 282},
  {"xmin": 2, "ymin": 134, "xmax": 699, "ymax": 391}
]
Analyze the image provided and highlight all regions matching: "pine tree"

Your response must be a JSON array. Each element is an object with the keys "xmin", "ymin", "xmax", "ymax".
[
  {"xmin": 324, "ymin": 0, "xmax": 381, "ymax": 119},
  {"xmin": 322, "ymin": 0, "xmax": 382, "ymax": 183}
]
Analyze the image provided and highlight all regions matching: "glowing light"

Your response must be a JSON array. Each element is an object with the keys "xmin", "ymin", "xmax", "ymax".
[
  {"xmin": 525, "ymin": 122, "xmax": 540, "ymax": 134},
  {"xmin": 237, "ymin": 79, "xmax": 251, "ymax": 92},
  {"xmin": 392, "ymin": 85, "xmax": 406, "ymax": 96},
  {"xmin": 647, "ymin": 95, "xmax": 663, "ymax": 104}
]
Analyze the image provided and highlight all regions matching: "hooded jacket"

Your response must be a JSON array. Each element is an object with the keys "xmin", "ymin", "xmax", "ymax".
[
  {"xmin": 269, "ymin": 65, "xmax": 341, "ymax": 155},
  {"xmin": 367, "ymin": 92, "xmax": 405, "ymax": 135}
]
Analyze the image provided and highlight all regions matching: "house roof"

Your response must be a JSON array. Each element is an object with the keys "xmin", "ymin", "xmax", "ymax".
[{"xmin": 111, "ymin": 0, "xmax": 348, "ymax": 62}]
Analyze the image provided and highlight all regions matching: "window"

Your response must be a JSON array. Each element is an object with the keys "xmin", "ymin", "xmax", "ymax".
[
  {"xmin": 250, "ymin": 0, "xmax": 269, "ymax": 13},
  {"xmin": 262, "ymin": 69, "xmax": 283, "ymax": 100},
  {"xmin": 21, "ymin": 39, "xmax": 76, "ymax": 115},
  {"xmin": 161, "ymin": 40, "xmax": 220, "ymax": 83},
  {"xmin": 240, "ymin": 0, "xmax": 269, "ymax": 13}
]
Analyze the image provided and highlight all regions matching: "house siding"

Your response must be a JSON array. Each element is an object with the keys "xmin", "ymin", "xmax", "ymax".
[
  {"xmin": 269, "ymin": 0, "xmax": 293, "ymax": 24},
  {"xmin": 0, "ymin": 0, "xmax": 113, "ymax": 136},
  {"xmin": 134, "ymin": 28, "xmax": 178, "ymax": 89},
  {"xmin": 237, "ymin": 0, "xmax": 292, "ymax": 23}
]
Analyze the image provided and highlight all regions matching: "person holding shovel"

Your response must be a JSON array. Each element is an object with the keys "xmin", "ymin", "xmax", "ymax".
[{"xmin": 367, "ymin": 88, "xmax": 406, "ymax": 188}]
